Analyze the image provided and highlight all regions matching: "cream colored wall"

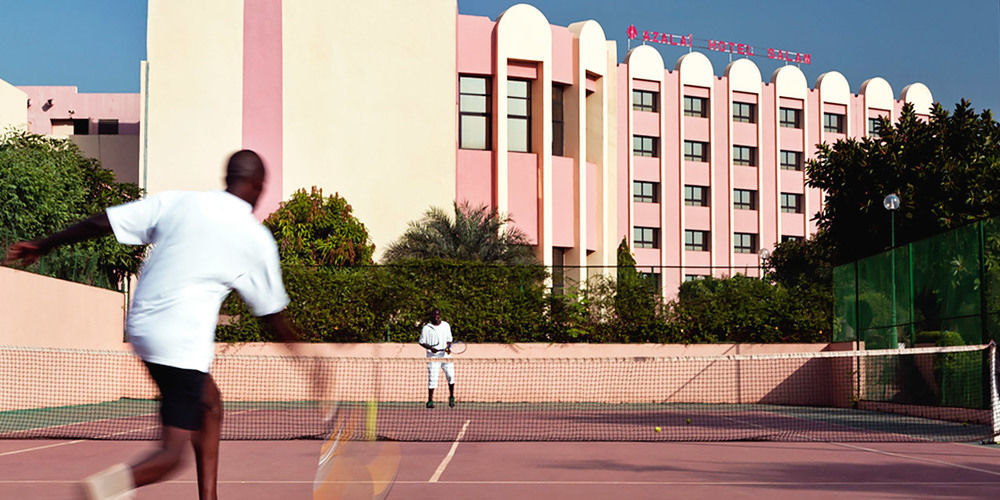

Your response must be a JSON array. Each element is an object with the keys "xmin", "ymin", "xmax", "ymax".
[
  {"xmin": 0, "ymin": 77, "xmax": 28, "ymax": 132},
  {"xmin": 0, "ymin": 267, "xmax": 126, "ymax": 349},
  {"xmin": 282, "ymin": 0, "xmax": 457, "ymax": 259},
  {"xmin": 142, "ymin": 0, "xmax": 244, "ymax": 195},
  {"xmin": 72, "ymin": 135, "xmax": 141, "ymax": 185}
]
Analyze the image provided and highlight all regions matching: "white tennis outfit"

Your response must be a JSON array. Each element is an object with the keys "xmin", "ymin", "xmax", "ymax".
[
  {"xmin": 419, "ymin": 321, "xmax": 454, "ymax": 388},
  {"xmin": 107, "ymin": 190, "xmax": 290, "ymax": 373}
]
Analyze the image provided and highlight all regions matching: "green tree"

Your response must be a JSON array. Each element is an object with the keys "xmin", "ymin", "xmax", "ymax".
[
  {"xmin": 670, "ymin": 275, "xmax": 828, "ymax": 343},
  {"xmin": 806, "ymin": 100, "xmax": 1000, "ymax": 265},
  {"xmin": 382, "ymin": 201, "xmax": 536, "ymax": 264},
  {"xmin": 614, "ymin": 237, "xmax": 661, "ymax": 339},
  {"xmin": 219, "ymin": 187, "xmax": 375, "ymax": 341},
  {"xmin": 263, "ymin": 186, "xmax": 374, "ymax": 267},
  {"xmin": 0, "ymin": 131, "xmax": 143, "ymax": 288}
]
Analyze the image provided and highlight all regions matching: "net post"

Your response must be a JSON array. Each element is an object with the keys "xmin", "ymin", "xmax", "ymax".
[{"xmin": 991, "ymin": 341, "xmax": 999, "ymax": 444}]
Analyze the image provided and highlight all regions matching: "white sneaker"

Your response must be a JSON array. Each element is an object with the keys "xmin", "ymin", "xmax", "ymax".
[{"xmin": 78, "ymin": 463, "xmax": 135, "ymax": 500}]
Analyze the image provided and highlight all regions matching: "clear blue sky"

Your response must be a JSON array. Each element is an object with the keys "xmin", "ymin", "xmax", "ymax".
[{"xmin": 0, "ymin": 0, "xmax": 996, "ymax": 114}]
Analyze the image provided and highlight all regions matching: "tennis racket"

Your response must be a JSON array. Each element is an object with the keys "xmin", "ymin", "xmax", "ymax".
[
  {"xmin": 312, "ymin": 362, "xmax": 400, "ymax": 500},
  {"xmin": 446, "ymin": 341, "xmax": 467, "ymax": 355}
]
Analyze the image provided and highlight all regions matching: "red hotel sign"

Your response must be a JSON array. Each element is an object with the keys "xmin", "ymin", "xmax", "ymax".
[{"xmin": 627, "ymin": 25, "xmax": 811, "ymax": 65}]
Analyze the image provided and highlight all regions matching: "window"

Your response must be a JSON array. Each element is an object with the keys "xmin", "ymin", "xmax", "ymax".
[
  {"xmin": 98, "ymin": 119, "xmax": 118, "ymax": 135},
  {"xmin": 632, "ymin": 90, "xmax": 658, "ymax": 112},
  {"xmin": 633, "ymin": 181, "xmax": 659, "ymax": 203},
  {"xmin": 459, "ymin": 76, "xmax": 491, "ymax": 150},
  {"xmin": 868, "ymin": 117, "xmax": 883, "ymax": 137},
  {"xmin": 685, "ymin": 230, "xmax": 709, "ymax": 251},
  {"xmin": 73, "ymin": 119, "xmax": 89, "ymax": 135},
  {"xmin": 823, "ymin": 112, "xmax": 845, "ymax": 133},
  {"xmin": 683, "ymin": 140, "xmax": 708, "ymax": 162},
  {"xmin": 733, "ymin": 189, "xmax": 757, "ymax": 210},
  {"xmin": 732, "ymin": 102, "xmax": 756, "ymax": 123},
  {"xmin": 780, "ymin": 193, "xmax": 803, "ymax": 213},
  {"xmin": 781, "ymin": 235, "xmax": 803, "ymax": 243},
  {"xmin": 684, "ymin": 185, "xmax": 709, "ymax": 207},
  {"xmin": 552, "ymin": 85, "xmax": 565, "ymax": 156},
  {"xmin": 634, "ymin": 227, "xmax": 659, "ymax": 248},
  {"xmin": 779, "ymin": 107, "xmax": 801, "ymax": 128},
  {"xmin": 734, "ymin": 233, "xmax": 757, "ymax": 253},
  {"xmin": 508, "ymin": 79, "xmax": 531, "ymax": 152},
  {"xmin": 683, "ymin": 96, "xmax": 708, "ymax": 117},
  {"xmin": 684, "ymin": 274, "xmax": 707, "ymax": 282},
  {"xmin": 780, "ymin": 150, "xmax": 802, "ymax": 171},
  {"xmin": 633, "ymin": 135, "xmax": 658, "ymax": 157},
  {"xmin": 732, "ymin": 145, "xmax": 757, "ymax": 166},
  {"xmin": 639, "ymin": 272, "xmax": 662, "ymax": 291}
]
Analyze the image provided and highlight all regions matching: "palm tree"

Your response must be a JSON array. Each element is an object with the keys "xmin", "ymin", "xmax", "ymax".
[{"xmin": 383, "ymin": 202, "xmax": 536, "ymax": 264}]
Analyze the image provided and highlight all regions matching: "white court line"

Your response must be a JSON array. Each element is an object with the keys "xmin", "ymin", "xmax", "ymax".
[
  {"xmin": 720, "ymin": 413, "xmax": 1000, "ymax": 477},
  {"xmin": 0, "ymin": 409, "xmax": 252, "ymax": 458},
  {"xmin": 428, "ymin": 419, "xmax": 470, "ymax": 483},
  {"xmin": 0, "ymin": 421, "xmax": 162, "ymax": 457},
  {"xmin": 0, "ymin": 440, "xmax": 86, "ymax": 457},
  {"xmin": 829, "ymin": 442, "xmax": 1000, "ymax": 477}
]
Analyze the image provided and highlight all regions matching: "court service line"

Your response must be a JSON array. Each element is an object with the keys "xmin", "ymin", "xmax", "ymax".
[
  {"xmin": 0, "ymin": 440, "xmax": 86, "ymax": 457},
  {"xmin": 720, "ymin": 413, "xmax": 1000, "ymax": 477},
  {"xmin": 0, "ymin": 410, "xmax": 254, "ymax": 458},
  {"xmin": 830, "ymin": 442, "xmax": 1000, "ymax": 477},
  {"xmin": 428, "ymin": 419, "xmax": 470, "ymax": 483}
]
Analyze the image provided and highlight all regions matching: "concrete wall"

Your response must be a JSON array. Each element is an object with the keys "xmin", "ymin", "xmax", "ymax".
[
  {"xmin": 282, "ymin": 0, "xmax": 457, "ymax": 258},
  {"xmin": 0, "ymin": 267, "xmax": 125, "ymax": 349},
  {"xmin": 71, "ymin": 135, "xmax": 141, "ymax": 185},
  {"xmin": 142, "ymin": 0, "xmax": 244, "ymax": 196},
  {"xmin": 19, "ymin": 86, "xmax": 139, "ymax": 136},
  {"xmin": 142, "ymin": 0, "xmax": 458, "ymax": 255},
  {"xmin": 0, "ymin": 77, "xmax": 28, "ymax": 132}
]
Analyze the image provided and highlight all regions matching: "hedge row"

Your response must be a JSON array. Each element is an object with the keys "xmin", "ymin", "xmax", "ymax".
[{"xmin": 217, "ymin": 260, "xmax": 831, "ymax": 344}]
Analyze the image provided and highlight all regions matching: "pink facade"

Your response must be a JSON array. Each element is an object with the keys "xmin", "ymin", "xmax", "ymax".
[
  {"xmin": 20, "ymin": 86, "xmax": 139, "ymax": 136},
  {"xmin": 19, "ymin": 86, "xmax": 141, "ymax": 185},
  {"xmin": 242, "ymin": 0, "xmax": 284, "ymax": 219},
  {"xmin": 453, "ymin": 11, "xmax": 930, "ymax": 296}
]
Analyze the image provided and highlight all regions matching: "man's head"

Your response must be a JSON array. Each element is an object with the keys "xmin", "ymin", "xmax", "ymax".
[
  {"xmin": 431, "ymin": 308, "xmax": 442, "ymax": 325},
  {"xmin": 225, "ymin": 150, "xmax": 266, "ymax": 207}
]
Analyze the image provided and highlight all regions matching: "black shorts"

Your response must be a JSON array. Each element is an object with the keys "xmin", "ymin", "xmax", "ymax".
[{"xmin": 144, "ymin": 361, "xmax": 207, "ymax": 431}]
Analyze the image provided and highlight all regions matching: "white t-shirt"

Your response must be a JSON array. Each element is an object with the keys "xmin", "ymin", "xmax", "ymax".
[
  {"xmin": 419, "ymin": 321, "xmax": 453, "ymax": 359},
  {"xmin": 107, "ymin": 190, "xmax": 290, "ymax": 372}
]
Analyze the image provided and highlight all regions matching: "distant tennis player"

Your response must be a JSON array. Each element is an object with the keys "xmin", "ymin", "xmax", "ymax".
[
  {"xmin": 418, "ymin": 308, "xmax": 456, "ymax": 408},
  {"xmin": 4, "ymin": 149, "xmax": 299, "ymax": 500}
]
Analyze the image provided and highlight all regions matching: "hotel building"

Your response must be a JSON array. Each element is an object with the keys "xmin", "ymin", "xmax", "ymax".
[{"xmin": 3, "ymin": 1, "xmax": 934, "ymax": 297}]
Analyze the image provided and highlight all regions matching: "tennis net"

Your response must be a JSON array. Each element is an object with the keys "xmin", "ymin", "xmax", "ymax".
[{"xmin": 1, "ymin": 343, "xmax": 997, "ymax": 442}]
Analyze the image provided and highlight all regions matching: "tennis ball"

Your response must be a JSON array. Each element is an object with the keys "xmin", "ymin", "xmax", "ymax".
[
  {"xmin": 654, "ymin": 426, "xmax": 661, "ymax": 432},
  {"xmin": 686, "ymin": 418, "xmax": 691, "ymax": 425}
]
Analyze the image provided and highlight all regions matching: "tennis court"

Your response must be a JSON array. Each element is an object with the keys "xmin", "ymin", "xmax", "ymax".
[
  {"xmin": 3, "ymin": 437, "xmax": 1000, "ymax": 499},
  {"xmin": 2, "ymin": 343, "xmax": 999, "ymax": 498}
]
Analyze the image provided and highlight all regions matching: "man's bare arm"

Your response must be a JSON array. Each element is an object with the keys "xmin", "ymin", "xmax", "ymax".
[
  {"xmin": 263, "ymin": 311, "xmax": 301, "ymax": 343},
  {"xmin": 4, "ymin": 213, "xmax": 112, "ymax": 266}
]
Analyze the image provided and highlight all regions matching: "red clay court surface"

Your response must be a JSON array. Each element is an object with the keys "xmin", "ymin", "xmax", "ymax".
[{"xmin": 2, "ymin": 439, "xmax": 1000, "ymax": 499}]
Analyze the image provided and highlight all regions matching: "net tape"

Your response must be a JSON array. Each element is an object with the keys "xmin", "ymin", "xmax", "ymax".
[{"xmin": 2, "ymin": 343, "xmax": 997, "ymax": 442}]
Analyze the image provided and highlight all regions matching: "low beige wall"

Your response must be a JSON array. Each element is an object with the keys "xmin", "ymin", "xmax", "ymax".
[{"xmin": 0, "ymin": 267, "xmax": 126, "ymax": 349}]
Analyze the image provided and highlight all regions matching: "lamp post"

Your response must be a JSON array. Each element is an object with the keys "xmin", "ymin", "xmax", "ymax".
[
  {"xmin": 883, "ymin": 194, "xmax": 901, "ymax": 347},
  {"xmin": 758, "ymin": 247, "xmax": 771, "ymax": 280}
]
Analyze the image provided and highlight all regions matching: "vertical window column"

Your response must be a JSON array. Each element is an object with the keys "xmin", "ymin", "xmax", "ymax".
[
  {"xmin": 552, "ymin": 85, "xmax": 564, "ymax": 156},
  {"xmin": 459, "ymin": 75, "xmax": 491, "ymax": 150},
  {"xmin": 508, "ymin": 79, "xmax": 531, "ymax": 152}
]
